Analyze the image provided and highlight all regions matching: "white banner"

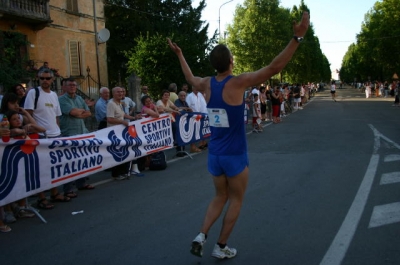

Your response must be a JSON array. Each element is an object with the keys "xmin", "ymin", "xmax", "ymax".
[{"xmin": 0, "ymin": 114, "xmax": 173, "ymax": 206}]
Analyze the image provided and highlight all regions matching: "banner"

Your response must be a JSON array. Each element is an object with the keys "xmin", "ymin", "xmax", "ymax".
[
  {"xmin": 0, "ymin": 114, "xmax": 173, "ymax": 206},
  {"xmin": 175, "ymin": 112, "xmax": 211, "ymax": 146}
]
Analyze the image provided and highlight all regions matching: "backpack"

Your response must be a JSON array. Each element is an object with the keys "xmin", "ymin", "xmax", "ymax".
[
  {"xmin": 24, "ymin": 87, "xmax": 40, "ymax": 109},
  {"xmin": 149, "ymin": 151, "xmax": 167, "ymax": 170},
  {"xmin": 33, "ymin": 87, "xmax": 40, "ymax": 109}
]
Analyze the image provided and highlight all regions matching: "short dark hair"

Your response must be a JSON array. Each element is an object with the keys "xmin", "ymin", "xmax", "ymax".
[
  {"xmin": 0, "ymin": 93, "xmax": 19, "ymax": 114},
  {"xmin": 4, "ymin": 110, "xmax": 19, "ymax": 129},
  {"xmin": 141, "ymin": 95, "xmax": 151, "ymax": 105},
  {"xmin": 210, "ymin": 44, "xmax": 231, "ymax": 73},
  {"xmin": 161, "ymin": 90, "xmax": 170, "ymax": 97}
]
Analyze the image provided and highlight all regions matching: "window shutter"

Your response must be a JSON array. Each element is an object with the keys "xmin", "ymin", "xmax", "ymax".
[
  {"xmin": 69, "ymin": 40, "xmax": 81, "ymax": 76},
  {"xmin": 66, "ymin": 0, "xmax": 79, "ymax": 13}
]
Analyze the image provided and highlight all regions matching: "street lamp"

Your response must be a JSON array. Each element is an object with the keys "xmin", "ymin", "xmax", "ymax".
[{"xmin": 219, "ymin": 0, "xmax": 234, "ymax": 41}]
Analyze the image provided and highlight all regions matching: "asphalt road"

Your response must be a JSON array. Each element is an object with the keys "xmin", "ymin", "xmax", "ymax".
[{"xmin": 1, "ymin": 87, "xmax": 400, "ymax": 265}]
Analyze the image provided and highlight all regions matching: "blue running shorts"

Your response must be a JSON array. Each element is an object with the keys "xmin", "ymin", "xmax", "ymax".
[{"xmin": 208, "ymin": 153, "xmax": 249, "ymax": 178}]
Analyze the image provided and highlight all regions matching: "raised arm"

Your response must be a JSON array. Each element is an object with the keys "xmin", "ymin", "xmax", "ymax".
[
  {"xmin": 234, "ymin": 12, "xmax": 310, "ymax": 88},
  {"xmin": 167, "ymin": 38, "xmax": 210, "ymax": 92}
]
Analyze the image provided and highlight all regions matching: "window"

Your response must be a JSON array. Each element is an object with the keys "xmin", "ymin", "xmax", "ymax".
[
  {"xmin": 68, "ymin": 40, "xmax": 82, "ymax": 76},
  {"xmin": 66, "ymin": 0, "xmax": 78, "ymax": 13}
]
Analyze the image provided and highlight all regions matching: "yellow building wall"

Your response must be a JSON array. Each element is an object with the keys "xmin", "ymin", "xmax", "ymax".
[{"xmin": 0, "ymin": 0, "xmax": 108, "ymax": 93}]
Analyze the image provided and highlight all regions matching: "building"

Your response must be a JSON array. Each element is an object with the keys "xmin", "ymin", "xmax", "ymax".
[{"xmin": 0, "ymin": 0, "xmax": 108, "ymax": 97}]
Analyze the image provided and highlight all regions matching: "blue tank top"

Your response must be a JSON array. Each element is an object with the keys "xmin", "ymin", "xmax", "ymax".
[{"xmin": 207, "ymin": 76, "xmax": 247, "ymax": 155}]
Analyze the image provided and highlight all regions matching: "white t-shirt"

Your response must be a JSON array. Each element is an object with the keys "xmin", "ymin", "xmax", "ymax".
[
  {"xmin": 251, "ymin": 88, "xmax": 260, "ymax": 103},
  {"xmin": 24, "ymin": 87, "xmax": 61, "ymax": 137},
  {"xmin": 186, "ymin": 92, "xmax": 207, "ymax": 113},
  {"xmin": 121, "ymin": 96, "xmax": 136, "ymax": 114},
  {"xmin": 106, "ymin": 100, "xmax": 125, "ymax": 127}
]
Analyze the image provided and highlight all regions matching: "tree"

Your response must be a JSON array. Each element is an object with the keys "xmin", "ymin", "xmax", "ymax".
[
  {"xmin": 0, "ymin": 31, "xmax": 33, "ymax": 92},
  {"xmin": 105, "ymin": 0, "xmax": 216, "ymax": 93},
  {"xmin": 340, "ymin": 0, "xmax": 400, "ymax": 82},
  {"xmin": 226, "ymin": 0, "xmax": 330, "ymax": 84}
]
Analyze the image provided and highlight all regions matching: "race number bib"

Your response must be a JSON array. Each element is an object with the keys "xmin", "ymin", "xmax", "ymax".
[{"xmin": 207, "ymin": 108, "xmax": 229, "ymax": 128}]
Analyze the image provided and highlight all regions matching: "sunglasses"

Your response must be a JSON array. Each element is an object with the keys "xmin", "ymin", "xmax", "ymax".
[{"xmin": 39, "ymin": 77, "xmax": 52, "ymax": 80}]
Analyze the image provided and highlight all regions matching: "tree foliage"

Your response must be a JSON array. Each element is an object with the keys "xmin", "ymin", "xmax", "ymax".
[
  {"xmin": 226, "ymin": 0, "xmax": 330, "ymax": 84},
  {"xmin": 340, "ymin": 0, "xmax": 400, "ymax": 83},
  {"xmin": 105, "ymin": 0, "xmax": 216, "ymax": 96},
  {"xmin": 0, "ymin": 31, "xmax": 33, "ymax": 92}
]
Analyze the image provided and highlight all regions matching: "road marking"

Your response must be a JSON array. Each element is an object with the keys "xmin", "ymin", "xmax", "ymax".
[
  {"xmin": 320, "ymin": 124, "xmax": 383, "ymax": 265},
  {"xmin": 384, "ymin": 154, "xmax": 400, "ymax": 162},
  {"xmin": 369, "ymin": 202, "xmax": 400, "ymax": 228},
  {"xmin": 380, "ymin": 172, "xmax": 400, "ymax": 185},
  {"xmin": 320, "ymin": 154, "xmax": 379, "ymax": 265}
]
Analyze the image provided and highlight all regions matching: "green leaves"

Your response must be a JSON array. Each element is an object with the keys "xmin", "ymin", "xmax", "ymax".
[
  {"xmin": 0, "ymin": 31, "xmax": 33, "ymax": 91},
  {"xmin": 341, "ymin": 0, "xmax": 400, "ymax": 82},
  {"xmin": 226, "ymin": 0, "xmax": 330, "ymax": 83},
  {"xmin": 105, "ymin": 0, "xmax": 216, "ymax": 95}
]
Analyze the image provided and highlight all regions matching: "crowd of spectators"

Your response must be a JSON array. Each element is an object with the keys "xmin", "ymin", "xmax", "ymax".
[
  {"xmin": 0, "ymin": 70, "xmax": 210, "ymax": 232},
  {"xmin": 1, "ymin": 72, "xmax": 397, "ymax": 232}
]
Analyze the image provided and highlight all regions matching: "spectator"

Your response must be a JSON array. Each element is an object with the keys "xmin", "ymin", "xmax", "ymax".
[
  {"xmin": 174, "ymin": 91, "xmax": 193, "ymax": 156},
  {"xmin": 271, "ymin": 86, "xmax": 282, "ymax": 123},
  {"xmin": 259, "ymin": 86, "xmax": 267, "ymax": 121},
  {"xmin": 252, "ymin": 94, "xmax": 262, "ymax": 132},
  {"xmin": 38, "ymin": 61, "xmax": 50, "ymax": 72},
  {"xmin": 95, "ymin": 87, "xmax": 110, "ymax": 130},
  {"xmin": 174, "ymin": 91, "xmax": 192, "ymax": 112},
  {"xmin": 38, "ymin": 61, "xmax": 60, "ymax": 77},
  {"xmin": 107, "ymin": 87, "xmax": 138, "ymax": 180},
  {"xmin": 24, "ymin": 68, "xmax": 71, "ymax": 209},
  {"xmin": 141, "ymin": 85, "xmax": 149, "ymax": 98},
  {"xmin": 186, "ymin": 86, "xmax": 208, "ymax": 152},
  {"xmin": 384, "ymin": 81, "xmax": 389, "ymax": 98},
  {"xmin": 141, "ymin": 95, "xmax": 159, "ymax": 118},
  {"xmin": 0, "ymin": 93, "xmax": 47, "ymax": 218},
  {"xmin": 156, "ymin": 90, "xmax": 180, "ymax": 114},
  {"xmin": 181, "ymin": 83, "xmax": 189, "ymax": 93},
  {"xmin": 265, "ymin": 85, "xmax": 273, "ymax": 121},
  {"xmin": 12, "ymin": 84, "xmax": 26, "ymax": 105},
  {"xmin": 168, "ymin": 83, "xmax": 179, "ymax": 103},
  {"xmin": 121, "ymin": 88, "xmax": 136, "ymax": 118},
  {"xmin": 365, "ymin": 82, "xmax": 371, "ymax": 98},
  {"xmin": 0, "ymin": 125, "xmax": 10, "ymax": 232},
  {"xmin": 59, "ymin": 78, "xmax": 95, "ymax": 198},
  {"xmin": 120, "ymin": 88, "xmax": 143, "ymax": 177}
]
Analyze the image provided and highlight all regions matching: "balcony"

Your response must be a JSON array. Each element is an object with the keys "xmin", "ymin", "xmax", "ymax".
[{"xmin": 0, "ymin": 0, "xmax": 52, "ymax": 29}]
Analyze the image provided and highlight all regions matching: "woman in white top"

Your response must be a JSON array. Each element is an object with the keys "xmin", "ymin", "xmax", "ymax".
[
  {"xmin": 365, "ymin": 82, "xmax": 371, "ymax": 98},
  {"xmin": 156, "ymin": 90, "xmax": 180, "ymax": 114}
]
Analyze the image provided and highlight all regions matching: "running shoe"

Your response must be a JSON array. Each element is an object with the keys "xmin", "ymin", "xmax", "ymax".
[
  {"xmin": 190, "ymin": 233, "xmax": 206, "ymax": 257},
  {"xmin": 211, "ymin": 244, "xmax": 237, "ymax": 259}
]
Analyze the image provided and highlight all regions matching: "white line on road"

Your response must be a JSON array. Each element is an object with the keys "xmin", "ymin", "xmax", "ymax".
[
  {"xmin": 380, "ymin": 172, "xmax": 400, "ymax": 185},
  {"xmin": 369, "ymin": 202, "xmax": 400, "ymax": 228},
  {"xmin": 384, "ymin": 154, "xmax": 400, "ymax": 162},
  {"xmin": 320, "ymin": 154, "xmax": 379, "ymax": 265},
  {"xmin": 320, "ymin": 124, "xmax": 382, "ymax": 265}
]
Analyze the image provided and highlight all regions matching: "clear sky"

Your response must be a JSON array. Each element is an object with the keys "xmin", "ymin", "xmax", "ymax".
[{"xmin": 192, "ymin": 0, "xmax": 378, "ymax": 80}]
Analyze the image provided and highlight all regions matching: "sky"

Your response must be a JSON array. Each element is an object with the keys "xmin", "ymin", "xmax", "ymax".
[{"xmin": 192, "ymin": 0, "xmax": 378, "ymax": 80}]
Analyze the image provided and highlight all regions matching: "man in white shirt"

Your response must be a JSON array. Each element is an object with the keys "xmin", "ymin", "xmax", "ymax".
[
  {"xmin": 186, "ymin": 86, "xmax": 207, "ymax": 152},
  {"xmin": 24, "ymin": 68, "xmax": 70, "ymax": 209}
]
